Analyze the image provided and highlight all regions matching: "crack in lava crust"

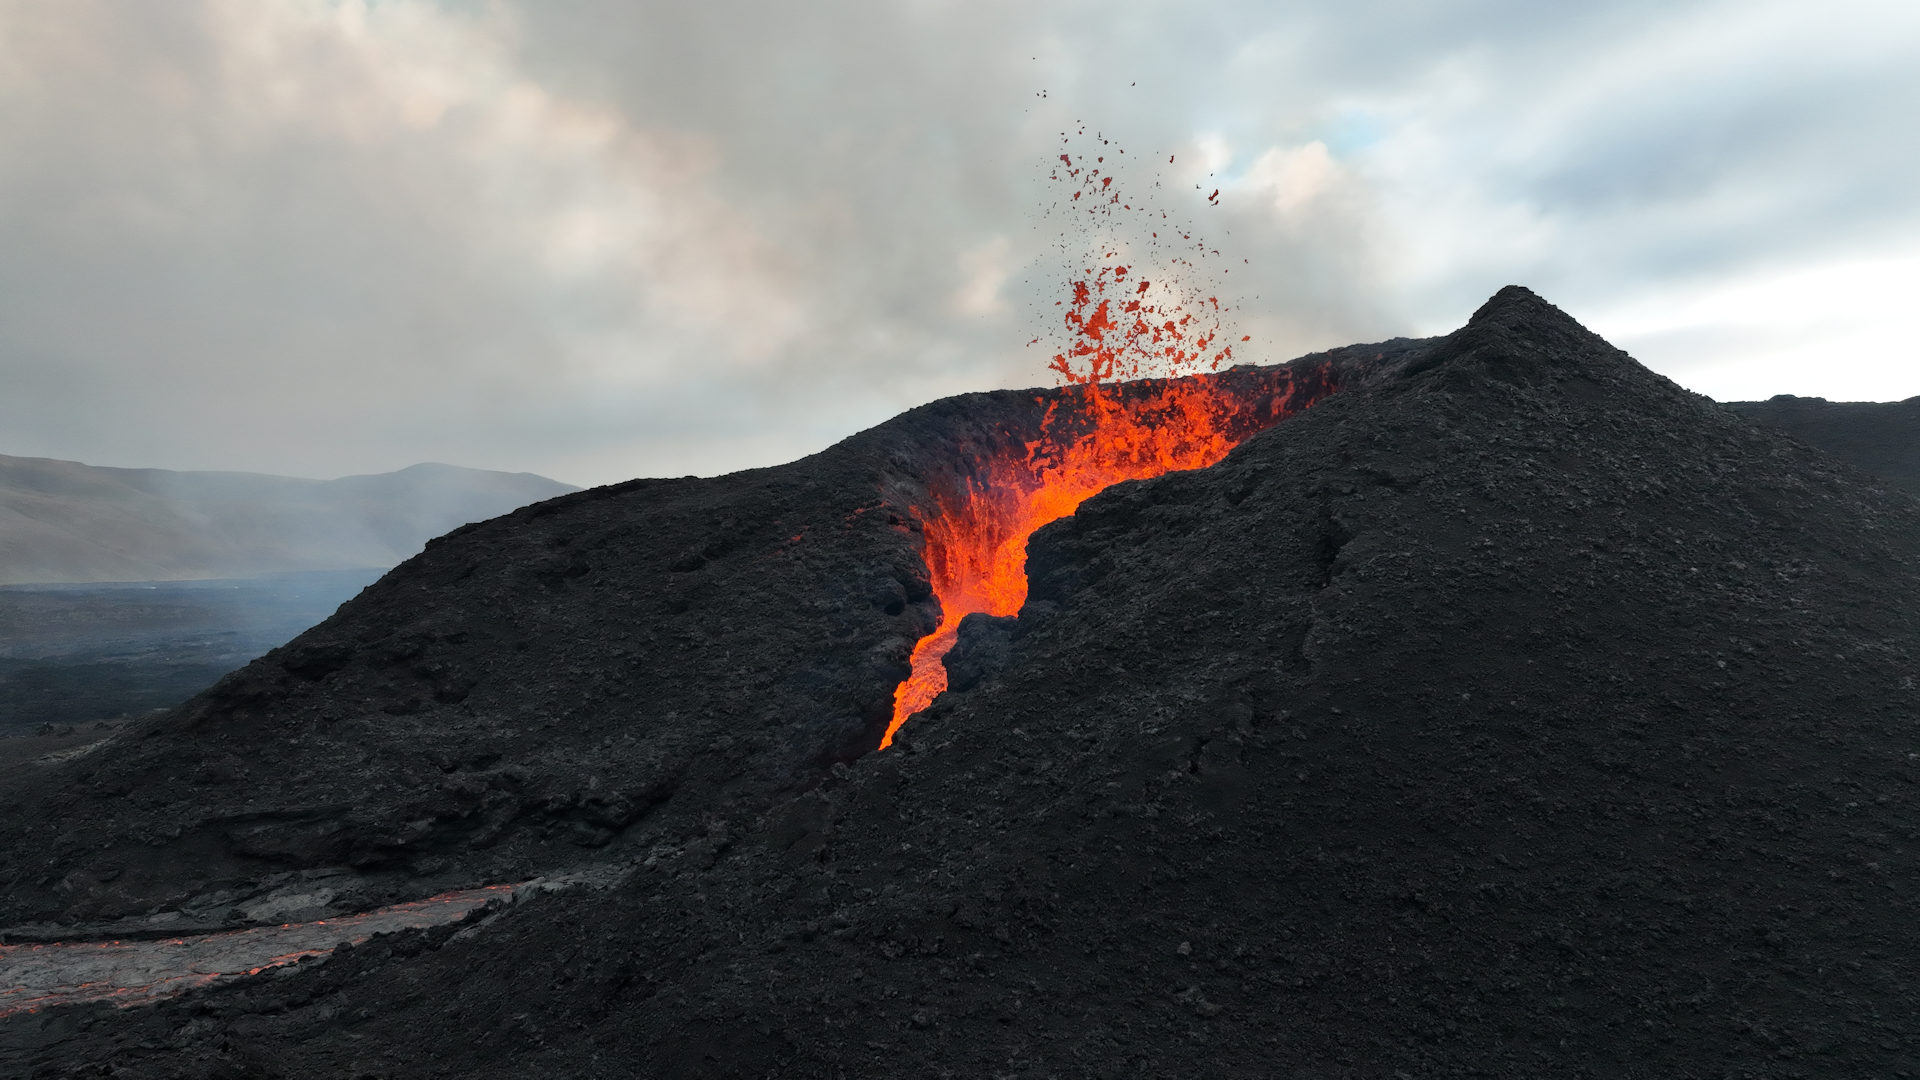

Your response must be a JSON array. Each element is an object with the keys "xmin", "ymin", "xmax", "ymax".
[
  {"xmin": 881, "ymin": 367, "xmax": 1336, "ymax": 747},
  {"xmin": 0, "ymin": 885, "xmax": 519, "ymax": 1019}
]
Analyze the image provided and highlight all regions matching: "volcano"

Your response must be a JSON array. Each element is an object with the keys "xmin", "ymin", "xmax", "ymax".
[{"xmin": 4, "ymin": 288, "xmax": 1919, "ymax": 1077}]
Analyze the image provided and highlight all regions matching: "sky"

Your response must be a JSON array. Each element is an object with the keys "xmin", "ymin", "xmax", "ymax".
[{"xmin": 2, "ymin": 0, "xmax": 1916, "ymax": 489}]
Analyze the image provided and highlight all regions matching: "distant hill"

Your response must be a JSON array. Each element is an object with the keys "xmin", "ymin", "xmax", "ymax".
[
  {"xmin": 1728, "ymin": 394, "xmax": 1920, "ymax": 496},
  {"xmin": 0, "ymin": 456, "xmax": 578, "ymax": 584}
]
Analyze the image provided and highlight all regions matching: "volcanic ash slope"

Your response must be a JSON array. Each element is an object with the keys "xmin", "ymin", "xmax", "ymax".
[
  {"xmin": 51, "ymin": 286, "xmax": 1917, "ymax": 1078},
  {"xmin": 847, "ymin": 287, "xmax": 1920, "ymax": 1077},
  {"xmin": 1729, "ymin": 393, "xmax": 1920, "ymax": 497},
  {"xmin": 0, "ymin": 353, "xmax": 1355, "ymax": 929}
]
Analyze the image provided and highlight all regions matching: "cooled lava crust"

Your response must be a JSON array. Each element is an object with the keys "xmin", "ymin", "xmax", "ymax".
[
  {"xmin": 0, "ymin": 340, "xmax": 1385, "ymax": 929},
  {"xmin": 7, "ymin": 288, "xmax": 1920, "ymax": 1077},
  {"xmin": 1729, "ymin": 393, "xmax": 1920, "ymax": 498}
]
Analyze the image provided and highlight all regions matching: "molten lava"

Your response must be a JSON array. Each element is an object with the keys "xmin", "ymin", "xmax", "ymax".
[
  {"xmin": 877, "ymin": 126, "xmax": 1335, "ymax": 748},
  {"xmin": 879, "ymin": 369, "xmax": 1332, "ymax": 747}
]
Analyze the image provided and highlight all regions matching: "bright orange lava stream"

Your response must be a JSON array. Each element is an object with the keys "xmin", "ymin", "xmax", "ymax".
[
  {"xmin": 879, "ymin": 374, "xmax": 1324, "ymax": 748},
  {"xmin": 877, "ymin": 132, "xmax": 1332, "ymax": 748}
]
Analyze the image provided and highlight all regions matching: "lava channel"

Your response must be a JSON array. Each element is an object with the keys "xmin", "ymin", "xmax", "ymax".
[
  {"xmin": 0, "ymin": 884, "xmax": 519, "ymax": 1019},
  {"xmin": 880, "ymin": 365, "xmax": 1336, "ymax": 747}
]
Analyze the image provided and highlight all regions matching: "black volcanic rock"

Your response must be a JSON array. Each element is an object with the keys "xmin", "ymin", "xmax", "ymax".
[
  {"xmin": 1729, "ymin": 393, "xmax": 1920, "ymax": 497},
  {"xmin": 0, "ymin": 462, "xmax": 930, "ymax": 926},
  {"xmin": 9, "ymin": 289, "xmax": 1920, "ymax": 1077},
  {"xmin": 0, "ymin": 359, "xmax": 1359, "ymax": 929}
]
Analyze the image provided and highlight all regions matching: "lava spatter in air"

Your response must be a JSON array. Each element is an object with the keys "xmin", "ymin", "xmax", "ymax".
[
  {"xmin": 881, "ymin": 128, "xmax": 1327, "ymax": 748},
  {"xmin": 1040, "ymin": 126, "xmax": 1246, "ymax": 386}
]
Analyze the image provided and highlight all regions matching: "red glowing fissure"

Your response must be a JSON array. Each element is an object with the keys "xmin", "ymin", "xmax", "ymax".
[{"xmin": 879, "ymin": 128, "xmax": 1325, "ymax": 747}]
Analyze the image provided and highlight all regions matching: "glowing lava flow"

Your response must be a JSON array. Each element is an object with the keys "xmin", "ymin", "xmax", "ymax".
[
  {"xmin": 879, "ymin": 368, "xmax": 1331, "ymax": 748},
  {"xmin": 878, "ymin": 127, "xmax": 1334, "ymax": 748}
]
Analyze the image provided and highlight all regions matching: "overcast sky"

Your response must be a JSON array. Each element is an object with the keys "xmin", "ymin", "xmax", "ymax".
[{"xmin": 3, "ymin": 0, "xmax": 1916, "ymax": 487}]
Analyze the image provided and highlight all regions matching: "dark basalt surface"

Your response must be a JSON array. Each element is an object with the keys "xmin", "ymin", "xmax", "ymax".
[
  {"xmin": 0, "ymin": 443, "xmax": 932, "ymax": 929},
  {"xmin": 0, "ymin": 355, "xmax": 1358, "ymax": 931},
  {"xmin": 8, "ymin": 288, "xmax": 1920, "ymax": 1077},
  {"xmin": 1729, "ymin": 394, "xmax": 1920, "ymax": 497}
]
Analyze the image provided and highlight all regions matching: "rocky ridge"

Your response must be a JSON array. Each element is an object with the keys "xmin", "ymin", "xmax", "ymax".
[{"xmin": 1729, "ymin": 394, "xmax": 1920, "ymax": 497}]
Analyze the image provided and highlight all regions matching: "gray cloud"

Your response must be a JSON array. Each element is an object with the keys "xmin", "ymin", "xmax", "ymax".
[{"xmin": 1, "ymin": 0, "xmax": 1915, "ymax": 487}]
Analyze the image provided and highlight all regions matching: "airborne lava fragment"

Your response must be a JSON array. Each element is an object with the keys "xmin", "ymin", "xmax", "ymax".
[{"xmin": 883, "ymin": 128, "xmax": 1310, "ymax": 746}]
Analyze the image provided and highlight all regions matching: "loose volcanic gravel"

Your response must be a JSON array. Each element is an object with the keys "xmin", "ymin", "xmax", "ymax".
[{"xmin": 1728, "ymin": 393, "xmax": 1920, "ymax": 497}]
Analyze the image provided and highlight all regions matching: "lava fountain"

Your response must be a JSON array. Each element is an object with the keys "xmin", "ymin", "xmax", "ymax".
[
  {"xmin": 879, "ymin": 368, "xmax": 1334, "ymax": 747},
  {"xmin": 879, "ymin": 130, "xmax": 1338, "ymax": 747}
]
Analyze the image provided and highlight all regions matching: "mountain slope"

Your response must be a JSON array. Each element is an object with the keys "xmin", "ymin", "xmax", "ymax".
[
  {"xmin": 0, "ymin": 457, "xmax": 578, "ymax": 584},
  {"xmin": 7, "ymin": 289, "xmax": 1920, "ymax": 1077},
  {"xmin": 1729, "ymin": 394, "xmax": 1920, "ymax": 497},
  {"xmin": 0, "ymin": 357, "xmax": 1362, "ymax": 928}
]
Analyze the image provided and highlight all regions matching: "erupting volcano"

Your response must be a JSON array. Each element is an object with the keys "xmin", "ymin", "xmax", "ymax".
[
  {"xmin": 9, "ymin": 286, "xmax": 1920, "ymax": 1079},
  {"xmin": 881, "ymin": 130, "xmax": 1318, "ymax": 746},
  {"xmin": 880, "ymin": 372, "xmax": 1333, "ymax": 745}
]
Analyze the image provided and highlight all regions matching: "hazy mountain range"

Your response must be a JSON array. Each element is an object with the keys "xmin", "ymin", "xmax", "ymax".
[{"xmin": 0, "ymin": 455, "xmax": 577, "ymax": 584}]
